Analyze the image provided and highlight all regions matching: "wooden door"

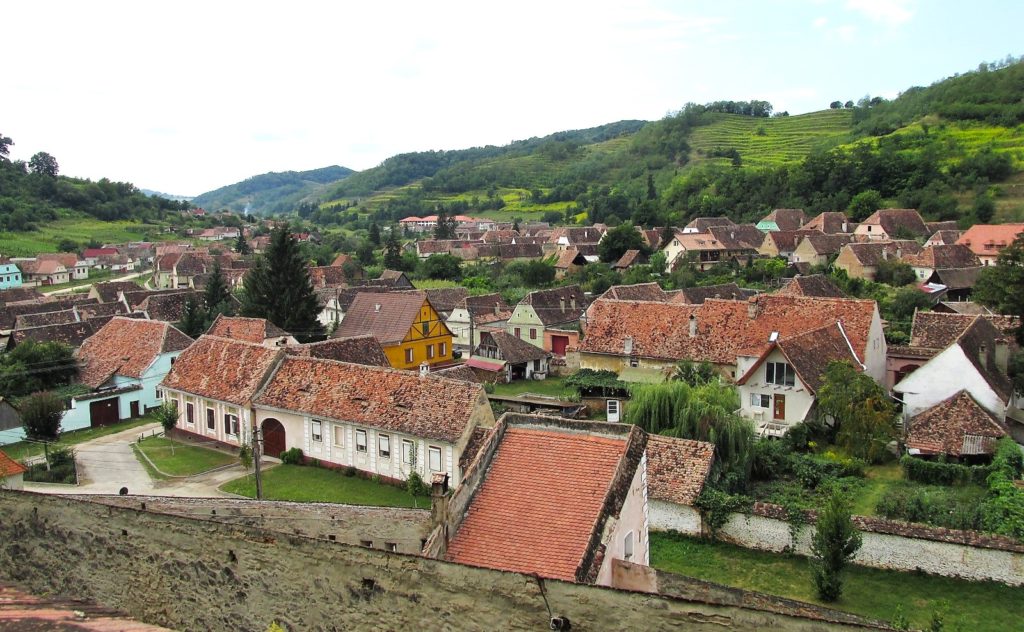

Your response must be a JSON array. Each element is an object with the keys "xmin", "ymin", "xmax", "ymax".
[
  {"xmin": 551, "ymin": 335, "xmax": 568, "ymax": 356},
  {"xmin": 129, "ymin": 400, "xmax": 140, "ymax": 418},
  {"xmin": 261, "ymin": 418, "xmax": 286, "ymax": 458},
  {"xmin": 773, "ymin": 394, "xmax": 786, "ymax": 421},
  {"xmin": 89, "ymin": 398, "xmax": 120, "ymax": 427}
]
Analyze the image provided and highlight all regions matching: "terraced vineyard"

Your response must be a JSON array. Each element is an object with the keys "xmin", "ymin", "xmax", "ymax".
[{"xmin": 688, "ymin": 109, "xmax": 854, "ymax": 168}]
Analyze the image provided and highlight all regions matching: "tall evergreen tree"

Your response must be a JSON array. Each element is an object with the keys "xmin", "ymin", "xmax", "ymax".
[
  {"xmin": 235, "ymin": 232, "xmax": 251, "ymax": 255},
  {"xmin": 384, "ymin": 228, "xmax": 403, "ymax": 269},
  {"xmin": 204, "ymin": 260, "xmax": 235, "ymax": 319},
  {"xmin": 240, "ymin": 225, "xmax": 324, "ymax": 342},
  {"xmin": 178, "ymin": 295, "xmax": 209, "ymax": 338},
  {"xmin": 368, "ymin": 222, "xmax": 381, "ymax": 245}
]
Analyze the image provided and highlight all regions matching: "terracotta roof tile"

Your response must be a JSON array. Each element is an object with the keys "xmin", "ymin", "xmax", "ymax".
[
  {"xmin": 161, "ymin": 335, "xmax": 282, "ymax": 406},
  {"xmin": 612, "ymin": 249, "xmax": 646, "ymax": 269},
  {"xmin": 458, "ymin": 426, "xmax": 492, "ymax": 471},
  {"xmin": 78, "ymin": 317, "xmax": 193, "ymax": 388},
  {"xmin": 554, "ymin": 248, "xmax": 586, "ymax": 269},
  {"xmin": 285, "ymin": 335, "xmax": 389, "ymax": 367},
  {"xmin": 478, "ymin": 331, "xmax": 550, "ymax": 364},
  {"xmin": 432, "ymin": 363, "xmax": 481, "ymax": 383},
  {"xmin": 956, "ymin": 223, "xmax": 1024, "ymax": 258},
  {"xmin": 598, "ymin": 283, "xmax": 672, "ymax": 303},
  {"xmin": 254, "ymin": 356, "xmax": 487, "ymax": 444},
  {"xmin": 10, "ymin": 320, "xmax": 96, "ymax": 348},
  {"xmin": 927, "ymin": 230, "xmax": 962, "ymax": 246},
  {"xmin": 861, "ymin": 209, "xmax": 930, "ymax": 238},
  {"xmin": 334, "ymin": 292, "xmax": 433, "ymax": 344},
  {"xmin": 0, "ymin": 449, "xmax": 27, "ymax": 478},
  {"xmin": 498, "ymin": 243, "xmax": 544, "ymax": 260},
  {"xmin": 308, "ymin": 265, "xmax": 350, "ymax": 288},
  {"xmin": 684, "ymin": 216, "xmax": 735, "ymax": 232},
  {"xmin": 737, "ymin": 323, "xmax": 861, "ymax": 393},
  {"xmin": 760, "ymin": 209, "xmax": 807, "ymax": 231},
  {"xmin": 14, "ymin": 309, "xmax": 78, "ymax": 330},
  {"xmin": 444, "ymin": 425, "xmax": 629, "ymax": 581},
  {"xmin": 520, "ymin": 285, "xmax": 586, "ymax": 326},
  {"xmin": 797, "ymin": 232, "xmax": 855, "ymax": 255},
  {"xmin": 75, "ymin": 301, "xmax": 129, "ymax": 321},
  {"xmin": 0, "ymin": 297, "xmax": 99, "ymax": 330},
  {"xmin": 207, "ymin": 315, "xmax": 290, "ymax": 343},
  {"xmin": 0, "ymin": 287, "xmax": 44, "ymax": 305},
  {"xmin": 902, "ymin": 244, "xmax": 980, "ymax": 269},
  {"xmin": 645, "ymin": 435, "xmax": 714, "ymax": 505},
  {"xmin": 906, "ymin": 390, "xmax": 1009, "ymax": 456},
  {"xmin": 804, "ymin": 211, "xmax": 854, "ymax": 234},
  {"xmin": 841, "ymin": 240, "xmax": 922, "ymax": 266},
  {"xmin": 777, "ymin": 275, "xmax": 846, "ymax": 298},
  {"xmin": 677, "ymin": 283, "xmax": 755, "ymax": 304},
  {"xmin": 138, "ymin": 291, "xmax": 202, "ymax": 322}
]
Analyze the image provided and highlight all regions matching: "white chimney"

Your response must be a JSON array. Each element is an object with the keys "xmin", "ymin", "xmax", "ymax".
[
  {"xmin": 419, "ymin": 362, "xmax": 430, "ymax": 377},
  {"xmin": 570, "ymin": 296, "xmax": 577, "ymax": 311},
  {"xmin": 624, "ymin": 336, "xmax": 634, "ymax": 354},
  {"xmin": 842, "ymin": 221, "xmax": 849, "ymax": 233},
  {"xmin": 374, "ymin": 303, "xmax": 382, "ymax": 313},
  {"xmin": 688, "ymin": 314, "xmax": 697, "ymax": 338},
  {"xmin": 560, "ymin": 297, "xmax": 566, "ymax": 312},
  {"xmin": 494, "ymin": 301, "xmax": 500, "ymax": 315}
]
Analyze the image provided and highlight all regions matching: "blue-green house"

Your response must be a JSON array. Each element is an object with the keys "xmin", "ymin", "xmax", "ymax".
[
  {"xmin": 756, "ymin": 209, "xmax": 807, "ymax": 233},
  {"xmin": 0, "ymin": 263, "xmax": 22, "ymax": 290}
]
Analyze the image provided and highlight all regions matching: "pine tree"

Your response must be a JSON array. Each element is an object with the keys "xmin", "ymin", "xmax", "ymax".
[
  {"xmin": 384, "ymin": 229, "xmax": 403, "ymax": 269},
  {"xmin": 179, "ymin": 295, "xmax": 209, "ymax": 338},
  {"xmin": 368, "ymin": 222, "xmax": 381, "ymax": 245},
  {"xmin": 240, "ymin": 225, "xmax": 324, "ymax": 342},
  {"xmin": 204, "ymin": 260, "xmax": 235, "ymax": 323},
  {"xmin": 235, "ymin": 232, "xmax": 251, "ymax": 255},
  {"xmin": 810, "ymin": 489, "xmax": 862, "ymax": 601}
]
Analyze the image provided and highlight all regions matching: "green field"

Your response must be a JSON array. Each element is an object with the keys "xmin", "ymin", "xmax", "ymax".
[
  {"xmin": 688, "ymin": 109, "xmax": 854, "ymax": 169},
  {"xmin": 133, "ymin": 436, "xmax": 236, "ymax": 477},
  {"xmin": 0, "ymin": 216, "xmax": 166, "ymax": 257},
  {"xmin": 652, "ymin": 532, "xmax": 1024, "ymax": 632},
  {"xmin": 220, "ymin": 463, "xmax": 422, "ymax": 508}
]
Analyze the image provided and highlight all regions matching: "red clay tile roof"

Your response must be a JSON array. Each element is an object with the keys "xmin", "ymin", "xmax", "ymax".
[
  {"xmin": 285, "ymin": 335, "xmax": 389, "ymax": 367},
  {"xmin": 777, "ymin": 275, "xmax": 846, "ymax": 298},
  {"xmin": 330, "ymin": 253, "xmax": 353, "ymax": 267},
  {"xmin": 478, "ymin": 331, "xmax": 550, "ymax": 364},
  {"xmin": 645, "ymin": 435, "xmax": 714, "ymax": 505},
  {"xmin": 460, "ymin": 293, "xmax": 511, "ymax": 319},
  {"xmin": 519, "ymin": 285, "xmax": 586, "ymax": 326},
  {"xmin": 861, "ymin": 209, "xmax": 930, "ymax": 238},
  {"xmin": 910, "ymin": 311, "xmax": 976, "ymax": 349},
  {"xmin": 432, "ymin": 363, "xmax": 481, "ymax": 383},
  {"xmin": 411, "ymin": 287, "xmax": 469, "ymax": 314},
  {"xmin": 334, "ymin": 292, "xmax": 434, "ymax": 344},
  {"xmin": 737, "ymin": 322, "xmax": 861, "ymax": 393},
  {"xmin": 804, "ymin": 211, "xmax": 854, "ymax": 234},
  {"xmin": 612, "ymin": 249, "xmax": 646, "ymax": 269},
  {"xmin": 902, "ymin": 244, "xmax": 980, "ymax": 269},
  {"xmin": 308, "ymin": 265, "xmax": 350, "ymax": 288},
  {"xmin": 207, "ymin": 315, "xmax": 290, "ymax": 343},
  {"xmin": 925, "ymin": 221, "xmax": 959, "ymax": 234},
  {"xmin": 0, "ymin": 449, "xmax": 27, "ymax": 478},
  {"xmin": 762, "ymin": 230, "xmax": 808, "ymax": 252},
  {"xmin": 77, "ymin": 300, "xmax": 130, "ymax": 320},
  {"xmin": 254, "ymin": 356, "xmax": 487, "ymax": 444},
  {"xmin": 444, "ymin": 425, "xmax": 629, "ymax": 581},
  {"xmin": 481, "ymin": 229, "xmax": 519, "ymax": 244},
  {"xmin": 10, "ymin": 320, "xmax": 96, "ymax": 348},
  {"xmin": 155, "ymin": 252, "xmax": 181, "ymax": 272},
  {"xmin": 598, "ymin": 283, "xmax": 672, "ymax": 303},
  {"xmin": 458, "ymin": 425, "xmax": 492, "ymax": 471},
  {"xmin": 161, "ymin": 335, "xmax": 282, "ymax": 405},
  {"xmin": 797, "ymin": 232, "xmax": 855, "ymax": 255},
  {"xmin": 554, "ymin": 248, "xmax": 586, "ymax": 269},
  {"xmin": 0, "ymin": 287, "xmax": 44, "ymax": 305},
  {"xmin": 138, "ymin": 291, "xmax": 202, "ymax": 322},
  {"xmin": 956, "ymin": 223, "xmax": 1024, "ymax": 258},
  {"xmin": 841, "ymin": 240, "xmax": 922, "ymax": 266},
  {"xmin": 78, "ymin": 317, "xmax": 193, "ymax": 388},
  {"xmin": 906, "ymin": 390, "xmax": 1009, "ymax": 457},
  {"xmin": 684, "ymin": 216, "xmax": 735, "ymax": 232},
  {"xmin": 14, "ymin": 309, "xmax": 79, "ymax": 330},
  {"xmin": 498, "ymin": 243, "xmax": 544, "ymax": 260},
  {"xmin": 676, "ymin": 283, "xmax": 755, "ymax": 304},
  {"xmin": 760, "ymin": 208, "xmax": 807, "ymax": 231},
  {"xmin": 927, "ymin": 230, "xmax": 962, "ymax": 246}
]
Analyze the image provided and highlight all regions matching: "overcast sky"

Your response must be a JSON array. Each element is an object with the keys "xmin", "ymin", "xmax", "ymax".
[{"xmin": 4, "ymin": 0, "xmax": 1022, "ymax": 196}]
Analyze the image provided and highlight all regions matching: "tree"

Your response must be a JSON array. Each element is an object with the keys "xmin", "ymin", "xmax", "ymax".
[
  {"xmin": 847, "ymin": 190, "xmax": 882, "ymax": 222},
  {"xmin": 0, "ymin": 133, "xmax": 12, "ymax": 160},
  {"xmin": 844, "ymin": 100, "xmax": 854, "ymax": 109},
  {"xmin": 810, "ymin": 488, "xmax": 862, "ymax": 601},
  {"xmin": 433, "ymin": 209, "xmax": 457, "ymax": 239},
  {"xmin": 422, "ymin": 254, "xmax": 462, "ymax": 280},
  {"xmin": 240, "ymin": 225, "xmax": 324, "ymax": 342},
  {"xmin": 204, "ymin": 261, "xmax": 233, "ymax": 316},
  {"xmin": 672, "ymin": 360, "xmax": 715, "ymax": 386},
  {"xmin": 153, "ymin": 401, "xmax": 179, "ymax": 435},
  {"xmin": 178, "ymin": 295, "xmax": 209, "ymax": 338},
  {"xmin": 817, "ymin": 361, "xmax": 898, "ymax": 463},
  {"xmin": 830, "ymin": 101, "xmax": 842, "ymax": 109},
  {"xmin": 21, "ymin": 391, "xmax": 63, "ymax": 443},
  {"xmin": 974, "ymin": 234, "xmax": 1024, "ymax": 344},
  {"xmin": 57, "ymin": 238, "xmax": 79, "ymax": 253},
  {"xmin": 368, "ymin": 222, "xmax": 381, "ymax": 245},
  {"xmin": 0, "ymin": 341, "xmax": 77, "ymax": 399},
  {"xmin": 598, "ymin": 223, "xmax": 648, "ymax": 263},
  {"xmin": 235, "ymin": 232, "xmax": 251, "ymax": 255},
  {"xmin": 28, "ymin": 151, "xmax": 59, "ymax": 178},
  {"xmin": 874, "ymin": 260, "xmax": 916, "ymax": 286},
  {"xmin": 383, "ymin": 229, "xmax": 403, "ymax": 269}
]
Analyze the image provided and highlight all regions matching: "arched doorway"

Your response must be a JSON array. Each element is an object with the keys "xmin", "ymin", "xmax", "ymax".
[{"xmin": 261, "ymin": 418, "xmax": 286, "ymax": 458}]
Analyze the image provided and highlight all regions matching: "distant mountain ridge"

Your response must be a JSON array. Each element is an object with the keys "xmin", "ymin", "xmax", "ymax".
[
  {"xmin": 191, "ymin": 165, "xmax": 354, "ymax": 214},
  {"xmin": 141, "ymin": 189, "xmax": 193, "ymax": 202}
]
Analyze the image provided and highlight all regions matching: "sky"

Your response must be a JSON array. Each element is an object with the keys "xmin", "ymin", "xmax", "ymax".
[{"xmin": 3, "ymin": 0, "xmax": 1022, "ymax": 197}]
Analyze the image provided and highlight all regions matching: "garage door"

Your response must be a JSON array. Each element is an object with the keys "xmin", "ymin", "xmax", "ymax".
[{"xmin": 89, "ymin": 397, "xmax": 120, "ymax": 427}]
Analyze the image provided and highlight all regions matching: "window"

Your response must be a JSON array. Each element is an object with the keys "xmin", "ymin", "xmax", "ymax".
[
  {"xmin": 333, "ymin": 425, "xmax": 345, "ymax": 447},
  {"xmin": 428, "ymin": 446, "xmax": 442, "ymax": 472},
  {"xmin": 356, "ymin": 429, "xmax": 367, "ymax": 452},
  {"xmin": 749, "ymin": 393, "xmax": 770, "ymax": 408},
  {"xmin": 765, "ymin": 362, "xmax": 795, "ymax": 386},
  {"xmin": 426, "ymin": 344, "xmax": 434, "ymax": 359},
  {"xmin": 422, "ymin": 321, "xmax": 430, "ymax": 336},
  {"xmin": 405, "ymin": 348, "xmax": 413, "ymax": 364},
  {"xmin": 440, "ymin": 342, "xmax": 447, "ymax": 357},
  {"xmin": 402, "ymin": 439, "xmax": 414, "ymax": 464},
  {"xmin": 534, "ymin": 359, "xmax": 541, "ymax": 371},
  {"xmin": 360, "ymin": 539, "xmax": 373, "ymax": 548},
  {"xmin": 311, "ymin": 420, "xmax": 322, "ymax": 442},
  {"xmin": 206, "ymin": 408, "xmax": 215, "ymax": 431},
  {"xmin": 186, "ymin": 402, "xmax": 195, "ymax": 426},
  {"xmin": 155, "ymin": 388, "xmax": 163, "ymax": 400},
  {"xmin": 529, "ymin": 328, "xmax": 537, "ymax": 340},
  {"xmin": 623, "ymin": 531, "xmax": 634, "ymax": 561},
  {"xmin": 224, "ymin": 412, "xmax": 239, "ymax": 436},
  {"xmin": 384, "ymin": 542, "xmax": 398, "ymax": 552},
  {"xmin": 514, "ymin": 327, "xmax": 521, "ymax": 338},
  {"xmin": 629, "ymin": 357, "xmax": 639, "ymax": 368},
  {"xmin": 379, "ymin": 434, "xmax": 390, "ymax": 459}
]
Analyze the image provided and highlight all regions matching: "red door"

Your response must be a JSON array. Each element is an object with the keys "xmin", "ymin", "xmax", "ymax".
[
  {"xmin": 773, "ymin": 394, "xmax": 786, "ymax": 421},
  {"xmin": 552, "ymin": 335, "xmax": 568, "ymax": 356},
  {"xmin": 89, "ymin": 398, "xmax": 120, "ymax": 427},
  {"xmin": 261, "ymin": 418, "xmax": 286, "ymax": 458}
]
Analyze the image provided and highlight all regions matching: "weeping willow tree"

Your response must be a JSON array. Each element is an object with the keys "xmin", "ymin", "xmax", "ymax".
[{"xmin": 627, "ymin": 380, "xmax": 754, "ymax": 480}]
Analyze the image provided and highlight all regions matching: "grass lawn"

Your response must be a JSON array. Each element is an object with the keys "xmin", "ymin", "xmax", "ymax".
[
  {"xmin": 133, "ymin": 436, "xmax": 236, "ymax": 477},
  {"xmin": 851, "ymin": 462, "xmax": 905, "ymax": 517},
  {"xmin": 489, "ymin": 375, "xmax": 574, "ymax": 399},
  {"xmin": 651, "ymin": 532, "xmax": 1024, "ymax": 632},
  {"xmin": 0, "ymin": 416, "xmax": 156, "ymax": 462},
  {"xmin": 220, "ymin": 464, "xmax": 422, "ymax": 508}
]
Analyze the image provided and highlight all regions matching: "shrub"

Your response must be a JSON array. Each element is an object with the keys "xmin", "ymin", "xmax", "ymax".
[
  {"xmin": 810, "ymin": 489, "xmax": 862, "ymax": 601},
  {"xmin": 344, "ymin": 466, "xmax": 357, "ymax": 477},
  {"xmin": 406, "ymin": 471, "xmax": 429, "ymax": 498},
  {"xmin": 751, "ymin": 439, "xmax": 790, "ymax": 481},
  {"xmin": 875, "ymin": 485, "xmax": 986, "ymax": 530},
  {"xmin": 695, "ymin": 488, "xmax": 752, "ymax": 538},
  {"xmin": 900, "ymin": 455, "xmax": 993, "ymax": 486},
  {"xmin": 279, "ymin": 447, "xmax": 304, "ymax": 465}
]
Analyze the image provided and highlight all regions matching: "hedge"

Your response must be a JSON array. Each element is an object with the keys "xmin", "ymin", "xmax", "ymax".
[{"xmin": 900, "ymin": 455, "xmax": 993, "ymax": 486}]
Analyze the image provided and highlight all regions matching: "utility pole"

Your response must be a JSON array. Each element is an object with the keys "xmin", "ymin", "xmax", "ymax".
[{"xmin": 252, "ymin": 426, "xmax": 263, "ymax": 500}]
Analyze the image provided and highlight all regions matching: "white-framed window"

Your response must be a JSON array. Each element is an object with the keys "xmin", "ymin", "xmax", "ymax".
[
  {"xmin": 185, "ymin": 401, "xmax": 195, "ymax": 426},
  {"xmin": 405, "ymin": 348, "xmax": 413, "ymax": 364},
  {"xmin": 427, "ymin": 344, "xmax": 435, "ymax": 359},
  {"xmin": 155, "ymin": 388, "xmax": 163, "ymax": 400},
  {"xmin": 749, "ymin": 393, "xmax": 770, "ymax": 408},
  {"xmin": 402, "ymin": 439, "xmax": 414, "ymax": 464},
  {"xmin": 206, "ymin": 407, "xmax": 215, "ymax": 431},
  {"xmin": 623, "ymin": 531, "xmax": 634, "ymax": 561},
  {"xmin": 765, "ymin": 362, "xmax": 795, "ymax": 387},
  {"xmin": 440, "ymin": 342, "xmax": 447, "ymax": 357},
  {"xmin": 224, "ymin": 412, "xmax": 239, "ymax": 436},
  {"xmin": 379, "ymin": 434, "xmax": 390, "ymax": 459},
  {"xmin": 428, "ymin": 446, "xmax": 442, "ymax": 472},
  {"xmin": 311, "ymin": 420, "xmax": 323, "ymax": 442},
  {"xmin": 333, "ymin": 425, "xmax": 345, "ymax": 447},
  {"xmin": 356, "ymin": 429, "xmax": 367, "ymax": 452}
]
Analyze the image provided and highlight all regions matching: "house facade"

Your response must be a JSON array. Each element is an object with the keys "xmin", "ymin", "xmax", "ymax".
[
  {"xmin": 445, "ymin": 293, "xmax": 512, "ymax": 351},
  {"xmin": 854, "ymin": 209, "xmax": 930, "ymax": 241},
  {"xmin": 469, "ymin": 331, "xmax": 550, "ymax": 382},
  {"xmin": 334, "ymin": 292, "xmax": 454, "ymax": 370},
  {"xmin": 0, "ymin": 263, "xmax": 22, "ymax": 290},
  {"xmin": 505, "ymin": 285, "xmax": 585, "ymax": 353},
  {"xmin": 956, "ymin": 223, "xmax": 1024, "ymax": 266}
]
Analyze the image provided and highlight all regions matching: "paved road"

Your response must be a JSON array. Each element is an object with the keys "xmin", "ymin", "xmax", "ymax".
[
  {"xmin": 23, "ymin": 423, "xmax": 250, "ymax": 498},
  {"xmin": 41, "ymin": 270, "xmax": 145, "ymax": 297}
]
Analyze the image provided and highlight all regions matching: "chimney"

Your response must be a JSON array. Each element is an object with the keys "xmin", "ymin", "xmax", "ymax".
[
  {"xmin": 896, "ymin": 246, "xmax": 902, "ymax": 259},
  {"xmin": 430, "ymin": 472, "xmax": 450, "ymax": 532},
  {"xmin": 995, "ymin": 339, "xmax": 1009, "ymax": 374},
  {"xmin": 570, "ymin": 296, "xmax": 577, "ymax": 311},
  {"xmin": 560, "ymin": 297, "xmax": 566, "ymax": 313},
  {"xmin": 978, "ymin": 342, "xmax": 988, "ymax": 369},
  {"xmin": 881, "ymin": 247, "xmax": 889, "ymax": 261},
  {"xmin": 747, "ymin": 296, "xmax": 759, "ymax": 320},
  {"xmin": 419, "ymin": 362, "xmax": 430, "ymax": 377},
  {"xmin": 493, "ymin": 301, "xmax": 500, "ymax": 315},
  {"xmin": 624, "ymin": 336, "xmax": 633, "ymax": 355},
  {"xmin": 688, "ymin": 314, "xmax": 697, "ymax": 338},
  {"xmin": 842, "ymin": 221, "xmax": 849, "ymax": 233},
  {"xmin": 374, "ymin": 303, "xmax": 382, "ymax": 313}
]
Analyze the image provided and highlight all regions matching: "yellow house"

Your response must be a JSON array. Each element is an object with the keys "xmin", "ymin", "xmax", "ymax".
[{"xmin": 333, "ymin": 291, "xmax": 454, "ymax": 369}]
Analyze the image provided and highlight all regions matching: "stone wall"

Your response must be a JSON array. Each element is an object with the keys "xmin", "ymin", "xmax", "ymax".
[
  {"xmin": 650, "ymin": 500, "xmax": 702, "ymax": 536},
  {"xmin": 0, "ymin": 491, "xmax": 883, "ymax": 632}
]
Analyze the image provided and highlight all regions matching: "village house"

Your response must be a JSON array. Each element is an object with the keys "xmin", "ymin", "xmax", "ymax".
[
  {"xmin": 833, "ymin": 240, "xmax": 923, "ymax": 281},
  {"xmin": 0, "ymin": 450, "xmax": 27, "ymax": 491},
  {"xmin": 63, "ymin": 318, "xmax": 193, "ymax": 431},
  {"xmin": 506, "ymin": 285, "xmax": 586, "ymax": 355},
  {"xmin": 661, "ymin": 225, "xmax": 761, "ymax": 272},
  {"xmin": 430, "ymin": 414, "xmax": 649, "ymax": 587},
  {"xmin": 160, "ymin": 335, "xmax": 284, "ymax": 450},
  {"xmin": 925, "ymin": 229, "xmax": 962, "ymax": 247},
  {"xmin": 252, "ymin": 355, "xmax": 494, "ymax": 481},
  {"xmin": 854, "ymin": 209, "xmax": 930, "ymax": 241},
  {"xmin": 14, "ymin": 258, "xmax": 69, "ymax": 286},
  {"xmin": 0, "ymin": 261, "xmax": 23, "ymax": 290},
  {"xmin": 904, "ymin": 390, "xmax": 1011, "ymax": 460},
  {"xmin": 736, "ymin": 323, "xmax": 865, "ymax": 436},
  {"xmin": 207, "ymin": 315, "xmax": 298, "ymax": 348},
  {"xmin": 956, "ymin": 223, "xmax": 1024, "ymax": 266},
  {"xmin": 468, "ymin": 330, "xmax": 551, "ymax": 382},
  {"xmin": 611, "ymin": 249, "xmax": 648, "ymax": 271},
  {"xmin": 38, "ymin": 254, "xmax": 88, "ymax": 280},
  {"xmin": 88, "ymin": 281, "xmax": 143, "ymax": 304},
  {"xmin": 675, "ymin": 283, "xmax": 755, "ymax": 304},
  {"xmin": 802, "ymin": 211, "xmax": 855, "ymax": 234},
  {"xmin": 552, "ymin": 248, "xmax": 586, "ymax": 279},
  {"xmin": 776, "ymin": 275, "xmax": 846, "ymax": 298},
  {"xmin": 315, "ymin": 285, "xmax": 391, "ymax": 328},
  {"xmin": 680, "ymin": 216, "xmax": 735, "ymax": 234},
  {"xmin": 757, "ymin": 208, "xmax": 806, "ymax": 232},
  {"xmin": 445, "ymin": 293, "xmax": 512, "ymax": 351},
  {"xmin": 901, "ymin": 244, "xmax": 981, "ymax": 281},
  {"xmin": 790, "ymin": 233, "xmax": 855, "ymax": 267},
  {"xmin": 333, "ymin": 292, "xmax": 454, "ymax": 370},
  {"xmin": 758, "ymin": 231, "xmax": 811, "ymax": 259},
  {"xmin": 82, "ymin": 247, "xmax": 119, "ymax": 266}
]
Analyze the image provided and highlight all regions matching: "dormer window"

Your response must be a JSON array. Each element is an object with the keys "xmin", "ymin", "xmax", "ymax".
[{"xmin": 765, "ymin": 362, "xmax": 795, "ymax": 386}]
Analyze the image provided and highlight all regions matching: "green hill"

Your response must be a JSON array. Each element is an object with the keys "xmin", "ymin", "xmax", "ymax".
[{"xmin": 192, "ymin": 165, "xmax": 355, "ymax": 215}]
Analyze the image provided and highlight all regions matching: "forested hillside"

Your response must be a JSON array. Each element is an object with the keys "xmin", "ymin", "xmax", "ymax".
[{"xmin": 191, "ymin": 165, "xmax": 354, "ymax": 215}]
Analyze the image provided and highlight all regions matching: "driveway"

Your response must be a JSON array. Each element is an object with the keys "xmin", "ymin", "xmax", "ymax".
[
  {"xmin": 23, "ymin": 423, "xmax": 251, "ymax": 498},
  {"xmin": 41, "ymin": 270, "xmax": 146, "ymax": 297}
]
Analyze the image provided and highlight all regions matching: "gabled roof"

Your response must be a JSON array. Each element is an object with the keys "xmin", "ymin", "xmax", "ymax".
[
  {"xmin": 684, "ymin": 216, "xmax": 735, "ymax": 232},
  {"xmin": 612, "ymin": 249, "xmax": 646, "ymax": 269},
  {"xmin": 78, "ymin": 317, "xmax": 193, "ymax": 388},
  {"xmin": 10, "ymin": 320, "xmax": 96, "ymax": 348},
  {"xmin": 481, "ymin": 229, "xmax": 519, "ymax": 244},
  {"xmin": 0, "ymin": 287, "xmax": 44, "ymax": 305},
  {"xmin": 902, "ymin": 244, "xmax": 980, "ymax": 269},
  {"xmin": 906, "ymin": 390, "xmax": 1009, "ymax": 457},
  {"xmin": 0, "ymin": 297, "xmax": 98, "ymax": 330},
  {"xmin": 410, "ymin": 287, "xmax": 469, "ymax": 315},
  {"xmin": 554, "ymin": 248, "xmax": 587, "ymax": 269},
  {"xmin": 330, "ymin": 253, "xmax": 354, "ymax": 267},
  {"xmin": 546, "ymin": 226, "xmax": 605, "ymax": 245},
  {"xmin": 861, "ymin": 209, "xmax": 929, "ymax": 238},
  {"xmin": 598, "ymin": 283, "xmax": 672, "ymax": 303},
  {"xmin": 928, "ymin": 267, "xmax": 982, "ymax": 290},
  {"xmin": 759, "ymin": 208, "xmax": 806, "ymax": 231},
  {"xmin": 18, "ymin": 259, "xmax": 66, "ymax": 275},
  {"xmin": 173, "ymin": 252, "xmax": 210, "ymax": 276},
  {"xmin": 375, "ymin": 269, "xmax": 414, "ymax": 288},
  {"xmin": 518, "ymin": 285, "xmax": 586, "ymax": 326},
  {"xmin": 927, "ymin": 230, "xmax": 962, "ymax": 246},
  {"xmin": 796, "ymin": 232, "xmax": 855, "ymax": 255},
  {"xmin": 736, "ymin": 322, "xmax": 861, "ymax": 394},
  {"xmin": 840, "ymin": 240, "xmax": 922, "ymax": 266},
  {"xmin": 285, "ymin": 335, "xmax": 390, "ymax": 367},
  {"xmin": 955, "ymin": 316, "xmax": 1014, "ymax": 401},
  {"xmin": 160, "ymin": 335, "xmax": 282, "ymax": 406},
  {"xmin": 333, "ymin": 292, "xmax": 434, "ymax": 345},
  {"xmin": 803, "ymin": 211, "xmax": 853, "ymax": 234},
  {"xmin": 207, "ymin": 315, "xmax": 291, "ymax": 343},
  {"xmin": 155, "ymin": 252, "xmax": 181, "ymax": 272},
  {"xmin": 92, "ymin": 281, "xmax": 144, "ymax": 303},
  {"xmin": 308, "ymin": 265, "xmax": 350, "ymax": 288},
  {"xmin": 497, "ymin": 243, "xmax": 544, "ymax": 260},
  {"xmin": 15, "ymin": 309, "xmax": 78, "ymax": 330},
  {"xmin": 0, "ymin": 449, "xmax": 27, "ymax": 478},
  {"xmin": 925, "ymin": 221, "xmax": 959, "ymax": 235},
  {"xmin": 254, "ymin": 356, "xmax": 487, "ymax": 444},
  {"xmin": 761, "ymin": 230, "xmax": 808, "ymax": 252},
  {"xmin": 138, "ymin": 291, "xmax": 202, "ymax": 323},
  {"xmin": 444, "ymin": 416, "xmax": 643, "ymax": 582},
  {"xmin": 707, "ymin": 224, "xmax": 765, "ymax": 250},
  {"xmin": 777, "ymin": 275, "xmax": 846, "ymax": 298},
  {"xmin": 478, "ymin": 331, "xmax": 550, "ymax": 364},
  {"xmin": 956, "ymin": 223, "xmax": 1024, "ymax": 258},
  {"xmin": 456, "ymin": 293, "xmax": 512, "ymax": 324},
  {"xmin": 675, "ymin": 283, "xmax": 755, "ymax": 304},
  {"xmin": 645, "ymin": 435, "xmax": 715, "ymax": 505}
]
